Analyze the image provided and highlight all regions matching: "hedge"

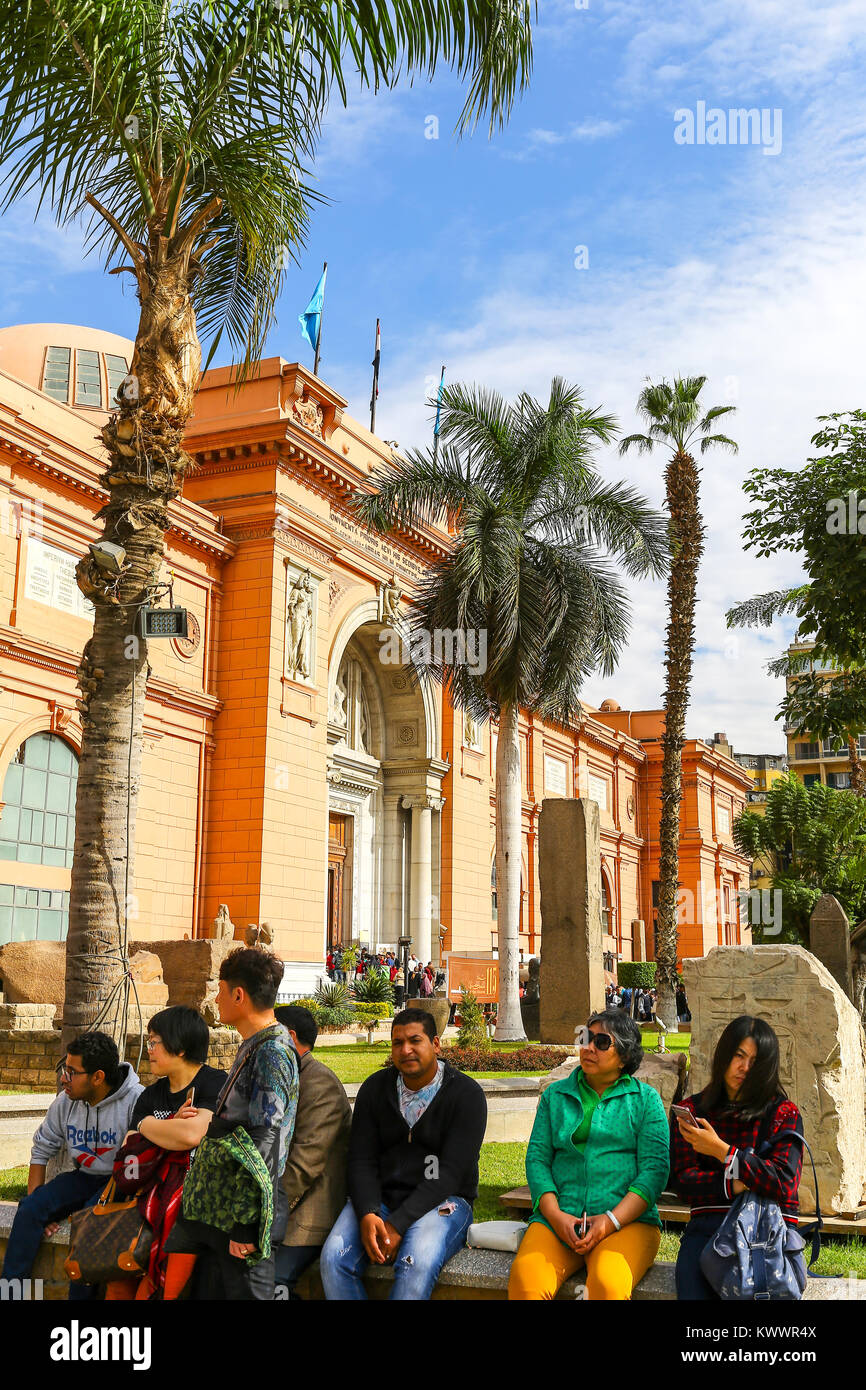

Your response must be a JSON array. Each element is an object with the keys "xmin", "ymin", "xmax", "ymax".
[
  {"xmin": 616, "ymin": 962, "xmax": 656, "ymax": 988},
  {"xmin": 440, "ymin": 1044, "xmax": 569, "ymax": 1073}
]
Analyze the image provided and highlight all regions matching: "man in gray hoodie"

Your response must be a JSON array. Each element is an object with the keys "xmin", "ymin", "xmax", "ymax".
[{"xmin": 1, "ymin": 1031, "xmax": 142, "ymax": 1282}]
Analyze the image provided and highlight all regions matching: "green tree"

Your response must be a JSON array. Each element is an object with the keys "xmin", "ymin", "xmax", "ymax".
[
  {"xmin": 456, "ymin": 986, "xmax": 490, "ymax": 1050},
  {"xmin": 353, "ymin": 378, "xmax": 669, "ymax": 1038},
  {"xmin": 733, "ymin": 772, "xmax": 866, "ymax": 942},
  {"xmin": 727, "ymin": 411, "xmax": 866, "ymax": 794},
  {"xmin": 0, "ymin": 0, "xmax": 533, "ymax": 1044},
  {"xmin": 619, "ymin": 377, "xmax": 737, "ymax": 1027}
]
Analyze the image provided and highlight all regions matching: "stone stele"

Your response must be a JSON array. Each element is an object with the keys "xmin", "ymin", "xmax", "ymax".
[
  {"xmin": 538, "ymin": 798, "xmax": 605, "ymax": 1044},
  {"xmin": 684, "ymin": 945, "xmax": 866, "ymax": 1214}
]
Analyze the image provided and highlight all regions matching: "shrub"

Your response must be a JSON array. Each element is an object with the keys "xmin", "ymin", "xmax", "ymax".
[
  {"xmin": 441, "ymin": 1045, "xmax": 569, "ymax": 1073},
  {"xmin": 316, "ymin": 1006, "xmax": 356, "ymax": 1032},
  {"xmin": 617, "ymin": 962, "xmax": 656, "ymax": 989},
  {"xmin": 356, "ymin": 1000, "xmax": 393, "ymax": 1019},
  {"xmin": 315, "ymin": 980, "xmax": 352, "ymax": 1009},
  {"xmin": 353, "ymin": 972, "xmax": 394, "ymax": 1004},
  {"xmin": 456, "ymin": 986, "xmax": 490, "ymax": 1051},
  {"xmin": 291, "ymin": 997, "xmax": 319, "ymax": 1012}
]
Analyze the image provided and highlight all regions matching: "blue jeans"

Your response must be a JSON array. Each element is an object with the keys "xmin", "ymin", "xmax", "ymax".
[
  {"xmin": 320, "ymin": 1198, "xmax": 472, "ymax": 1301},
  {"xmin": 2, "ymin": 1169, "xmax": 106, "ymax": 1282},
  {"xmin": 676, "ymin": 1213, "xmax": 725, "ymax": 1300}
]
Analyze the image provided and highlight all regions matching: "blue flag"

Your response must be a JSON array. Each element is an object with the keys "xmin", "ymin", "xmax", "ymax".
[
  {"xmin": 299, "ymin": 266, "xmax": 327, "ymax": 352},
  {"xmin": 433, "ymin": 366, "xmax": 446, "ymax": 436}
]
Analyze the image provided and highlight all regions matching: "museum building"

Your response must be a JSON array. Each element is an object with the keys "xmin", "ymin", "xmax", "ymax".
[{"xmin": 0, "ymin": 323, "xmax": 752, "ymax": 994}]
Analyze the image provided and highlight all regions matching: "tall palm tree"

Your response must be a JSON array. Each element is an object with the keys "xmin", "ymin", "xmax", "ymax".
[
  {"xmin": 620, "ymin": 377, "xmax": 737, "ymax": 1027},
  {"xmin": 0, "ymin": 0, "xmax": 534, "ymax": 1045},
  {"xmin": 353, "ymin": 379, "xmax": 669, "ymax": 1038}
]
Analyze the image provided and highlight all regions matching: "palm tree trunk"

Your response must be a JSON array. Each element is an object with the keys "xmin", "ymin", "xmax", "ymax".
[
  {"xmin": 847, "ymin": 736, "xmax": 865, "ymax": 795},
  {"xmin": 62, "ymin": 243, "xmax": 202, "ymax": 1050},
  {"xmin": 655, "ymin": 450, "xmax": 705, "ymax": 1029},
  {"xmin": 494, "ymin": 700, "xmax": 526, "ymax": 1040}
]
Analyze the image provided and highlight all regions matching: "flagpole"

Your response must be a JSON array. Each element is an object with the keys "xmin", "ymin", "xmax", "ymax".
[
  {"xmin": 370, "ymin": 318, "xmax": 381, "ymax": 433},
  {"xmin": 313, "ymin": 260, "xmax": 327, "ymax": 377},
  {"xmin": 433, "ymin": 364, "xmax": 445, "ymax": 464}
]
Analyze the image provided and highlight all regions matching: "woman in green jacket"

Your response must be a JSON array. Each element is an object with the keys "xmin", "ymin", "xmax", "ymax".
[{"xmin": 508, "ymin": 1009, "xmax": 669, "ymax": 1300}]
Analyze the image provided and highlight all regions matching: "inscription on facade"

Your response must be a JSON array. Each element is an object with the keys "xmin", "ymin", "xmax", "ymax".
[
  {"xmin": 25, "ymin": 539, "xmax": 93, "ymax": 620},
  {"xmin": 330, "ymin": 509, "xmax": 428, "ymax": 582}
]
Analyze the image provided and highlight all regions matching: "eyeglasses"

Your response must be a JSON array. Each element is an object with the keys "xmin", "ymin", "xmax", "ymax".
[
  {"xmin": 145, "ymin": 1038, "xmax": 162, "ymax": 1052},
  {"xmin": 575, "ymin": 1027, "xmax": 615, "ymax": 1052},
  {"xmin": 58, "ymin": 1064, "xmax": 88, "ymax": 1078}
]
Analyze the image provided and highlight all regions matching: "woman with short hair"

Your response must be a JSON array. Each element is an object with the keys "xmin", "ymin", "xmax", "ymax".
[
  {"xmin": 508, "ymin": 1009, "xmax": 669, "ymax": 1300},
  {"xmin": 670, "ymin": 1015, "xmax": 804, "ymax": 1300}
]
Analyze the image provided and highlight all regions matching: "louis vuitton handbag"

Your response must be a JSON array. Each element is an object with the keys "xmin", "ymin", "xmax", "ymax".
[{"xmin": 64, "ymin": 1176, "xmax": 153, "ymax": 1285}]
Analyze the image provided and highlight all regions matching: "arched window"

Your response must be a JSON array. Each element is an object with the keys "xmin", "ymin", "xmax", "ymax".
[
  {"xmin": 601, "ymin": 874, "xmax": 611, "ymax": 933},
  {"xmin": 0, "ymin": 733, "xmax": 78, "ymax": 867}
]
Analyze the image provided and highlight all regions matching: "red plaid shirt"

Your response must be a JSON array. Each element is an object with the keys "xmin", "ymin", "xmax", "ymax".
[{"xmin": 669, "ymin": 1094, "xmax": 803, "ymax": 1225}]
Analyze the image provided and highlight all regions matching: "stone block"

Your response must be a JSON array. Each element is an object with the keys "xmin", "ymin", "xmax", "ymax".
[
  {"xmin": 0, "ymin": 1003, "xmax": 57, "ymax": 1031},
  {"xmin": 684, "ymin": 945, "xmax": 866, "ymax": 1214},
  {"xmin": 0, "ymin": 941, "xmax": 66, "ymax": 1013},
  {"xmin": 538, "ymin": 799, "xmax": 605, "ymax": 1043},
  {"xmin": 129, "ymin": 938, "xmax": 235, "ymax": 1013}
]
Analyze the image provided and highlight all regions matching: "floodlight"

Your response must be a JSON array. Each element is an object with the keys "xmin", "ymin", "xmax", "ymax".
[
  {"xmin": 137, "ymin": 606, "xmax": 189, "ymax": 640},
  {"xmin": 89, "ymin": 541, "xmax": 127, "ymax": 574}
]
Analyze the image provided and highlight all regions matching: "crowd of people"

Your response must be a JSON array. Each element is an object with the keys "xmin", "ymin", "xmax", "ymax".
[
  {"xmin": 605, "ymin": 981, "xmax": 691, "ymax": 1025},
  {"xmin": 325, "ymin": 946, "xmax": 445, "ymax": 1008},
  {"xmin": 0, "ymin": 947, "xmax": 806, "ymax": 1302}
]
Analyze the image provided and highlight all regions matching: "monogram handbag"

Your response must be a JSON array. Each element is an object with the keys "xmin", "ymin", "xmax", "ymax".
[{"xmin": 64, "ymin": 1176, "xmax": 153, "ymax": 1285}]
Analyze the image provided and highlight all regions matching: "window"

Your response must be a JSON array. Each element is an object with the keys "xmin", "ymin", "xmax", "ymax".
[
  {"xmin": 717, "ymin": 805, "xmax": 731, "ymax": 836},
  {"xmin": 601, "ymin": 873, "xmax": 612, "ymax": 934},
  {"xmin": 803, "ymin": 773, "xmax": 821, "ymax": 788},
  {"xmin": 75, "ymin": 349, "xmax": 102, "ymax": 407},
  {"xmin": 491, "ymin": 860, "xmax": 497, "ymax": 920},
  {"xmin": 831, "ymin": 772, "xmax": 851, "ymax": 789},
  {"xmin": 0, "ymin": 884, "xmax": 70, "ymax": 946},
  {"xmin": 105, "ymin": 354, "xmax": 129, "ymax": 406},
  {"xmin": 587, "ymin": 773, "xmax": 608, "ymax": 808},
  {"xmin": 0, "ymin": 733, "xmax": 78, "ymax": 867},
  {"xmin": 42, "ymin": 346, "xmax": 71, "ymax": 403},
  {"xmin": 795, "ymin": 742, "xmax": 820, "ymax": 761}
]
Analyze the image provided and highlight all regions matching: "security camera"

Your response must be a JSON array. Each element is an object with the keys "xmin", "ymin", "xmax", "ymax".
[{"xmin": 88, "ymin": 541, "xmax": 127, "ymax": 574}]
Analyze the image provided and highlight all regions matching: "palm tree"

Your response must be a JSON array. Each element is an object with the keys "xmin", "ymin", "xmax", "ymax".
[
  {"xmin": 353, "ymin": 379, "xmax": 669, "ymax": 1038},
  {"xmin": 0, "ymin": 0, "xmax": 534, "ymax": 1045},
  {"xmin": 620, "ymin": 377, "xmax": 737, "ymax": 1027}
]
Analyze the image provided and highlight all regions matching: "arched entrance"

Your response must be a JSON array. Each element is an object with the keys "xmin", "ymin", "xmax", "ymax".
[{"xmin": 326, "ymin": 602, "xmax": 446, "ymax": 961}]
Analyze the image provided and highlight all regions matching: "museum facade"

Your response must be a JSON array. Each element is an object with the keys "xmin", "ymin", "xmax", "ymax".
[{"xmin": 0, "ymin": 323, "xmax": 752, "ymax": 993}]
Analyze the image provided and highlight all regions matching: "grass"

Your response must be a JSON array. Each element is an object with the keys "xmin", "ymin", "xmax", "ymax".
[
  {"xmin": 0, "ymin": 1165, "xmax": 27, "ymax": 1201},
  {"xmin": 319, "ymin": 1041, "xmax": 555, "ymax": 1086}
]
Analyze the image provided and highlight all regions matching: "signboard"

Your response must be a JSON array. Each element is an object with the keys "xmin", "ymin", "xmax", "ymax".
[
  {"xmin": 544, "ymin": 754, "xmax": 568, "ymax": 797},
  {"xmin": 446, "ymin": 954, "xmax": 499, "ymax": 1003},
  {"xmin": 24, "ymin": 540, "xmax": 93, "ymax": 620}
]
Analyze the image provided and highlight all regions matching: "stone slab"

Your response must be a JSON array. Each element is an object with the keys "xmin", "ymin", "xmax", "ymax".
[
  {"xmin": 538, "ymin": 799, "xmax": 605, "ymax": 1044},
  {"xmin": 809, "ymin": 894, "xmax": 852, "ymax": 1001},
  {"xmin": 0, "ymin": 942, "xmax": 66, "ymax": 1014},
  {"xmin": 685, "ymin": 944, "xmax": 866, "ymax": 1214}
]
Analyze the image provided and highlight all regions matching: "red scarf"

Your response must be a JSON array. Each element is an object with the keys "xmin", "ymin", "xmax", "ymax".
[{"xmin": 114, "ymin": 1135, "xmax": 191, "ymax": 1297}]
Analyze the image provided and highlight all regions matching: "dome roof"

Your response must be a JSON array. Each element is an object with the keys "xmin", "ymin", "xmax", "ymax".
[{"xmin": 0, "ymin": 323, "xmax": 135, "ymax": 413}]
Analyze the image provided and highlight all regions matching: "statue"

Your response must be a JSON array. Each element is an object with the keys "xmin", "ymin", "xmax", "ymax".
[
  {"xmin": 464, "ymin": 710, "xmax": 480, "ymax": 749},
  {"xmin": 244, "ymin": 921, "xmax": 273, "ymax": 948},
  {"xmin": 379, "ymin": 573, "xmax": 401, "ymax": 624},
  {"xmin": 330, "ymin": 665, "xmax": 348, "ymax": 727},
  {"xmin": 287, "ymin": 569, "xmax": 314, "ymax": 680},
  {"xmin": 292, "ymin": 395, "xmax": 324, "ymax": 437},
  {"xmin": 211, "ymin": 903, "xmax": 235, "ymax": 941}
]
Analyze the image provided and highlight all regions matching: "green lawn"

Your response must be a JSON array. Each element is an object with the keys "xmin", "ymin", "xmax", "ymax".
[
  {"xmin": 0, "ymin": 1165, "xmax": 27, "ymax": 1201},
  {"xmin": 318, "ymin": 1041, "xmax": 555, "ymax": 1086}
]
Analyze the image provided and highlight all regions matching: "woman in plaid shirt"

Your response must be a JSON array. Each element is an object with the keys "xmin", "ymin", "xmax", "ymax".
[{"xmin": 670, "ymin": 1016, "xmax": 804, "ymax": 1300}]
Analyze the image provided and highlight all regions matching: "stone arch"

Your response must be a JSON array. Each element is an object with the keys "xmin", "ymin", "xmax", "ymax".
[
  {"xmin": 328, "ymin": 598, "xmax": 439, "ymax": 759},
  {"xmin": 0, "ymin": 715, "xmax": 81, "ymax": 795}
]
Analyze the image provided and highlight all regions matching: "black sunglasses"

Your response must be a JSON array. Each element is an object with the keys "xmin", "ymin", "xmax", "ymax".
[{"xmin": 575, "ymin": 1026, "xmax": 615, "ymax": 1051}]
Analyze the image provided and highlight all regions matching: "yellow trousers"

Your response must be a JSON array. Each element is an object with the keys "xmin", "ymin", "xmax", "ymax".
[{"xmin": 508, "ymin": 1219, "xmax": 660, "ymax": 1301}]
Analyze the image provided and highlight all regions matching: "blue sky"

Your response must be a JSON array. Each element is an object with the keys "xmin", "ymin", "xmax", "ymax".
[{"xmin": 3, "ymin": 0, "xmax": 866, "ymax": 749}]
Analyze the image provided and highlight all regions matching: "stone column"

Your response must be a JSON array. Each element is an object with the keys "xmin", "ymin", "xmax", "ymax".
[
  {"xmin": 403, "ymin": 796, "xmax": 433, "ymax": 963},
  {"xmin": 538, "ymin": 798, "xmax": 605, "ymax": 1043}
]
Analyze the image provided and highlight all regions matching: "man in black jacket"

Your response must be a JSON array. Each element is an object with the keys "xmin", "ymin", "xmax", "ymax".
[{"xmin": 320, "ymin": 1008, "xmax": 487, "ymax": 1299}]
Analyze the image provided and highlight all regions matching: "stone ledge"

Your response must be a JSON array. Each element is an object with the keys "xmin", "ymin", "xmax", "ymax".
[{"xmin": 1, "ymin": 1204, "xmax": 861, "ymax": 1300}]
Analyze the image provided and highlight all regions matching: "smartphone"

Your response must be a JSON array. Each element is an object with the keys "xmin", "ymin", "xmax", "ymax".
[
  {"xmin": 672, "ymin": 1104, "xmax": 699, "ymax": 1128},
  {"xmin": 184, "ymin": 1086, "xmax": 196, "ymax": 1108}
]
